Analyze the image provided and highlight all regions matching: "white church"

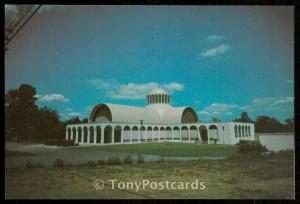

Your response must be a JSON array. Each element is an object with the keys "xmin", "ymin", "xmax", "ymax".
[{"xmin": 65, "ymin": 87, "xmax": 255, "ymax": 145}]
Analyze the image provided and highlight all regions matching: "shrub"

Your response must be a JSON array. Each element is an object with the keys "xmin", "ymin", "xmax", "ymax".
[
  {"xmin": 137, "ymin": 153, "xmax": 144, "ymax": 164},
  {"xmin": 107, "ymin": 156, "xmax": 121, "ymax": 165},
  {"xmin": 53, "ymin": 158, "xmax": 65, "ymax": 167},
  {"xmin": 61, "ymin": 139, "xmax": 75, "ymax": 147},
  {"xmin": 97, "ymin": 159, "xmax": 106, "ymax": 165},
  {"xmin": 45, "ymin": 138, "xmax": 61, "ymax": 146},
  {"xmin": 87, "ymin": 160, "xmax": 97, "ymax": 168},
  {"xmin": 75, "ymin": 143, "xmax": 79, "ymax": 146},
  {"xmin": 123, "ymin": 155, "xmax": 133, "ymax": 164},
  {"xmin": 237, "ymin": 140, "xmax": 268, "ymax": 154},
  {"xmin": 35, "ymin": 163, "xmax": 43, "ymax": 168},
  {"xmin": 24, "ymin": 160, "xmax": 34, "ymax": 168}
]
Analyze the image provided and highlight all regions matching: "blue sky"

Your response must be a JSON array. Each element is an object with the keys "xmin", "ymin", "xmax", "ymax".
[{"xmin": 5, "ymin": 5, "xmax": 294, "ymax": 122}]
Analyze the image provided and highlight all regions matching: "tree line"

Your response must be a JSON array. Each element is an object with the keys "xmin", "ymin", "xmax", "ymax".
[{"xmin": 5, "ymin": 84, "xmax": 294, "ymax": 143}]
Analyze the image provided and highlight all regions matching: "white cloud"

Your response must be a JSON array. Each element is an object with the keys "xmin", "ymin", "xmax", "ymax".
[
  {"xmin": 163, "ymin": 82, "xmax": 184, "ymax": 92},
  {"xmin": 37, "ymin": 94, "xmax": 70, "ymax": 103},
  {"xmin": 204, "ymin": 35, "xmax": 224, "ymax": 43},
  {"xmin": 198, "ymin": 103, "xmax": 237, "ymax": 118},
  {"xmin": 252, "ymin": 97, "xmax": 275, "ymax": 106},
  {"xmin": 65, "ymin": 108, "xmax": 73, "ymax": 112},
  {"xmin": 68, "ymin": 112, "xmax": 81, "ymax": 117},
  {"xmin": 202, "ymin": 44, "xmax": 231, "ymax": 58},
  {"xmin": 89, "ymin": 79, "xmax": 185, "ymax": 100},
  {"xmin": 274, "ymin": 97, "xmax": 294, "ymax": 104}
]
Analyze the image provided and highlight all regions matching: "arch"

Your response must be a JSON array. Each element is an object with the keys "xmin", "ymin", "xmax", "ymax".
[
  {"xmin": 209, "ymin": 125, "xmax": 218, "ymax": 144},
  {"xmin": 166, "ymin": 126, "xmax": 172, "ymax": 139},
  {"xmin": 104, "ymin": 126, "xmax": 112, "ymax": 143},
  {"xmin": 67, "ymin": 127, "xmax": 71, "ymax": 140},
  {"xmin": 89, "ymin": 126, "xmax": 94, "ymax": 143},
  {"xmin": 132, "ymin": 126, "xmax": 139, "ymax": 142},
  {"xmin": 181, "ymin": 107, "xmax": 198, "ymax": 123},
  {"xmin": 114, "ymin": 126, "xmax": 122, "ymax": 143},
  {"xmin": 238, "ymin": 125, "xmax": 241, "ymax": 137},
  {"xmin": 89, "ymin": 104, "xmax": 112, "ymax": 122},
  {"xmin": 146, "ymin": 126, "xmax": 153, "ymax": 141},
  {"xmin": 190, "ymin": 126, "xmax": 198, "ymax": 141},
  {"xmin": 77, "ymin": 127, "xmax": 82, "ymax": 143},
  {"xmin": 160, "ymin": 127, "xmax": 165, "ymax": 140},
  {"xmin": 181, "ymin": 126, "xmax": 189, "ymax": 140},
  {"xmin": 199, "ymin": 125, "xmax": 208, "ymax": 144},
  {"xmin": 248, "ymin": 126, "xmax": 251, "ymax": 136},
  {"xmin": 234, "ymin": 125, "xmax": 238, "ymax": 138},
  {"xmin": 72, "ymin": 127, "xmax": 76, "ymax": 142},
  {"xmin": 173, "ymin": 126, "xmax": 180, "ymax": 140},
  {"xmin": 95, "ymin": 126, "xmax": 101, "ymax": 143},
  {"xmin": 242, "ymin": 126, "xmax": 245, "ymax": 137},
  {"xmin": 140, "ymin": 126, "xmax": 146, "ymax": 141},
  {"xmin": 123, "ymin": 126, "xmax": 130, "ymax": 142},
  {"xmin": 154, "ymin": 126, "xmax": 159, "ymax": 140},
  {"xmin": 83, "ymin": 126, "xmax": 88, "ymax": 143}
]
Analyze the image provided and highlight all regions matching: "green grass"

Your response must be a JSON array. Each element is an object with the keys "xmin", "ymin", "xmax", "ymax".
[
  {"xmin": 79, "ymin": 142, "xmax": 237, "ymax": 157},
  {"xmin": 5, "ymin": 152, "xmax": 294, "ymax": 199}
]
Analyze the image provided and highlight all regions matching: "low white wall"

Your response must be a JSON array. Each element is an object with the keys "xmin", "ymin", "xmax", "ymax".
[{"xmin": 256, "ymin": 133, "xmax": 294, "ymax": 151}]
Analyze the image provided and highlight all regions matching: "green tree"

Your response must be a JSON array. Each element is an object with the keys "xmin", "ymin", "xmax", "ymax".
[
  {"xmin": 211, "ymin": 117, "xmax": 221, "ymax": 122},
  {"xmin": 284, "ymin": 117, "xmax": 294, "ymax": 132},
  {"xmin": 234, "ymin": 112, "xmax": 254, "ymax": 123},
  {"xmin": 255, "ymin": 116, "xmax": 286, "ymax": 133},
  {"xmin": 5, "ymin": 84, "xmax": 38, "ymax": 141}
]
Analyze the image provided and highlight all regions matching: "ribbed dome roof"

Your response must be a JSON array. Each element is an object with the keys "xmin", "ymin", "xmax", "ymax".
[{"xmin": 148, "ymin": 87, "xmax": 169, "ymax": 95}]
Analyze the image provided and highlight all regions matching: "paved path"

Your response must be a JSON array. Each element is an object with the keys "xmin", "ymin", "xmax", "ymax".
[{"xmin": 5, "ymin": 142, "xmax": 226, "ymax": 168}]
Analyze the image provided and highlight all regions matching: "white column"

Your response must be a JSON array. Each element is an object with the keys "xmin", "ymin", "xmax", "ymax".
[
  {"xmin": 171, "ymin": 129, "xmax": 174, "ymax": 141},
  {"xmin": 65, "ymin": 129, "xmax": 68, "ymax": 140},
  {"xmin": 121, "ymin": 128, "xmax": 124, "ymax": 143},
  {"xmin": 93, "ymin": 127, "xmax": 97, "ymax": 144},
  {"xmin": 188, "ymin": 129, "xmax": 191, "ymax": 142},
  {"xmin": 112, "ymin": 127, "xmax": 115, "ymax": 144},
  {"xmin": 180, "ymin": 128, "xmax": 182, "ymax": 141},
  {"xmin": 138, "ymin": 128, "xmax": 141, "ymax": 142},
  {"xmin": 197, "ymin": 129, "xmax": 200, "ymax": 142},
  {"xmin": 130, "ymin": 128, "xmax": 132, "ymax": 143},
  {"xmin": 71, "ymin": 128, "xmax": 73, "ymax": 140},
  {"xmin": 87, "ymin": 128, "xmax": 91, "ymax": 144},
  {"xmin": 101, "ymin": 127, "xmax": 104, "ymax": 144},
  {"xmin": 145, "ymin": 129, "xmax": 148, "ymax": 142},
  {"xmin": 81, "ymin": 128, "xmax": 84, "ymax": 143},
  {"xmin": 152, "ymin": 129, "xmax": 154, "ymax": 141},
  {"xmin": 75, "ymin": 128, "xmax": 79, "ymax": 143},
  {"xmin": 158, "ymin": 129, "xmax": 161, "ymax": 141},
  {"xmin": 207, "ymin": 127, "xmax": 210, "ymax": 144}
]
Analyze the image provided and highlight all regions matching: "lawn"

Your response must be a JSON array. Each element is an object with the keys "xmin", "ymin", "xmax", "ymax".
[
  {"xmin": 78, "ymin": 142, "xmax": 238, "ymax": 157},
  {"xmin": 5, "ymin": 151, "xmax": 294, "ymax": 199}
]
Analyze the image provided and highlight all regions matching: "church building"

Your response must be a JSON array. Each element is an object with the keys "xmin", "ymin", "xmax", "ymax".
[{"xmin": 66, "ymin": 87, "xmax": 255, "ymax": 145}]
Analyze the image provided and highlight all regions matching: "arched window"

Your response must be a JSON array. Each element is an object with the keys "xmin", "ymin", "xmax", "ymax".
[
  {"xmin": 238, "ymin": 126, "xmax": 241, "ymax": 137},
  {"xmin": 242, "ymin": 126, "xmax": 245, "ymax": 137},
  {"xmin": 248, "ymin": 126, "xmax": 251, "ymax": 136},
  {"xmin": 234, "ymin": 125, "xmax": 238, "ymax": 138}
]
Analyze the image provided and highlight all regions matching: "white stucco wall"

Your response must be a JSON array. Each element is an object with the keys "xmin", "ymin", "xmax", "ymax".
[{"xmin": 256, "ymin": 133, "xmax": 294, "ymax": 151}]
